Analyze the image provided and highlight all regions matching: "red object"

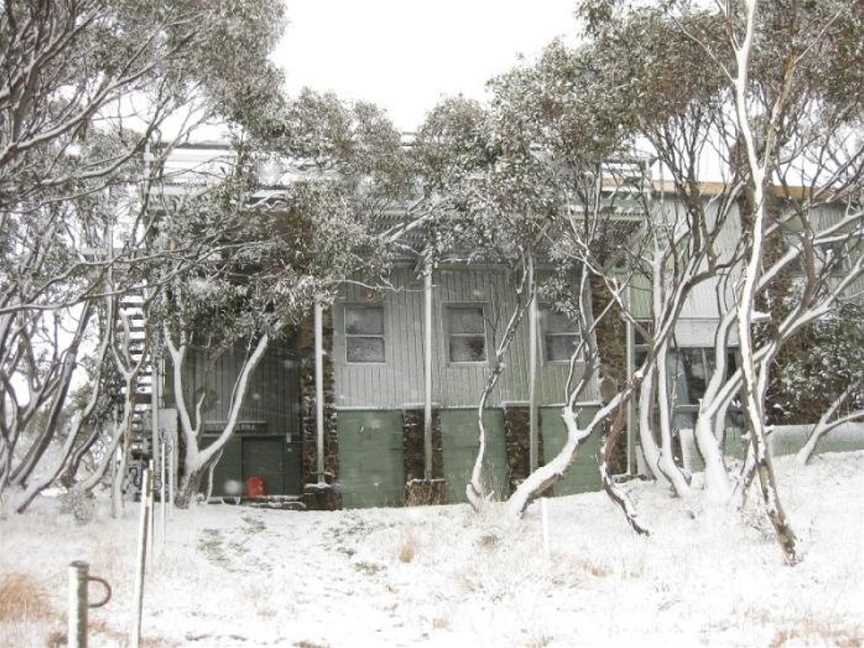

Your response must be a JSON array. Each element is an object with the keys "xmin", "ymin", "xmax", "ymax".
[{"xmin": 245, "ymin": 475, "xmax": 266, "ymax": 497}]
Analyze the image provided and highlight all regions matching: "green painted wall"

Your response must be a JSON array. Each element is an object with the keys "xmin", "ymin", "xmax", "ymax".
[
  {"xmin": 540, "ymin": 406, "xmax": 603, "ymax": 495},
  {"xmin": 337, "ymin": 411, "xmax": 405, "ymax": 509},
  {"xmin": 440, "ymin": 409, "xmax": 509, "ymax": 503}
]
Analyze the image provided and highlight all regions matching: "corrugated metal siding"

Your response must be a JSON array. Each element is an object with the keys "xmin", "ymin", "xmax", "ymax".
[
  {"xmin": 175, "ymin": 339, "xmax": 303, "ymax": 495},
  {"xmin": 333, "ymin": 266, "xmax": 598, "ymax": 409},
  {"xmin": 182, "ymin": 340, "xmax": 301, "ymax": 443}
]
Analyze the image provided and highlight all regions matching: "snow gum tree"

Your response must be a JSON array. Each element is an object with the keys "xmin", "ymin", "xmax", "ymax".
[
  {"xmin": 413, "ymin": 95, "xmax": 560, "ymax": 510},
  {"xmin": 155, "ymin": 94, "xmax": 408, "ymax": 507},
  {"xmin": 0, "ymin": 0, "xmax": 290, "ymax": 512},
  {"xmin": 580, "ymin": 0, "xmax": 864, "ymax": 563}
]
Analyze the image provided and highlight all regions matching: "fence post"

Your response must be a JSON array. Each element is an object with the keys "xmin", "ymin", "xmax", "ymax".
[
  {"xmin": 160, "ymin": 438, "xmax": 167, "ymax": 551},
  {"xmin": 541, "ymin": 497, "xmax": 550, "ymax": 559},
  {"xmin": 146, "ymin": 458, "xmax": 155, "ymax": 567},
  {"xmin": 131, "ymin": 466, "xmax": 150, "ymax": 648}
]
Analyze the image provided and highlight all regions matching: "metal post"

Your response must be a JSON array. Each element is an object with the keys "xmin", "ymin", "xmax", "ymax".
[
  {"xmin": 131, "ymin": 466, "xmax": 149, "ymax": 648},
  {"xmin": 626, "ymin": 287, "xmax": 636, "ymax": 475},
  {"xmin": 423, "ymin": 262, "xmax": 433, "ymax": 480},
  {"xmin": 146, "ymin": 459, "xmax": 155, "ymax": 566},
  {"xmin": 314, "ymin": 298, "xmax": 325, "ymax": 483},
  {"xmin": 168, "ymin": 415, "xmax": 176, "ymax": 513},
  {"xmin": 68, "ymin": 561, "xmax": 112, "ymax": 648},
  {"xmin": 160, "ymin": 438, "xmax": 167, "ymax": 550},
  {"xmin": 540, "ymin": 498, "xmax": 550, "ymax": 558},
  {"xmin": 528, "ymin": 257, "xmax": 539, "ymax": 473},
  {"xmin": 150, "ymin": 363, "xmax": 160, "ymax": 493},
  {"xmin": 68, "ymin": 561, "xmax": 88, "ymax": 648}
]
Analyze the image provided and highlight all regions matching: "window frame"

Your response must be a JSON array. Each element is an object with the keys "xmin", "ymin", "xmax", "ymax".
[
  {"xmin": 539, "ymin": 304, "xmax": 583, "ymax": 364},
  {"xmin": 444, "ymin": 302, "xmax": 489, "ymax": 365},
  {"xmin": 343, "ymin": 303, "xmax": 386, "ymax": 365},
  {"xmin": 783, "ymin": 231, "xmax": 850, "ymax": 277}
]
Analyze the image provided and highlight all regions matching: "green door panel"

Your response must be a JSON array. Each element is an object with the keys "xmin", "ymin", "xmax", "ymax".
[
  {"xmin": 440, "ymin": 410, "xmax": 508, "ymax": 503},
  {"xmin": 337, "ymin": 411, "xmax": 404, "ymax": 509},
  {"xmin": 242, "ymin": 437, "xmax": 284, "ymax": 495},
  {"xmin": 540, "ymin": 407, "xmax": 603, "ymax": 495},
  {"xmin": 201, "ymin": 435, "xmax": 243, "ymax": 497},
  {"xmin": 202, "ymin": 434, "xmax": 301, "ymax": 496}
]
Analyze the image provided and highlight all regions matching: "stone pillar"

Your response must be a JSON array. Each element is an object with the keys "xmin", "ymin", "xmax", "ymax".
[
  {"xmin": 590, "ymin": 276, "xmax": 629, "ymax": 474},
  {"xmin": 297, "ymin": 309, "xmax": 341, "ymax": 510},
  {"xmin": 402, "ymin": 408, "xmax": 447, "ymax": 505}
]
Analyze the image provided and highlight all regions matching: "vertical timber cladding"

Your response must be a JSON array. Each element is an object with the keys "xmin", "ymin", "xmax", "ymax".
[
  {"xmin": 297, "ymin": 309, "xmax": 342, "ymax": 510},
  {"xmin": 402, "ymin": 409, "xmax": 447, "ymax": 505},
  {"xmin": 190, "ymin": 340, "xmax": 302, "ymax": 498}
]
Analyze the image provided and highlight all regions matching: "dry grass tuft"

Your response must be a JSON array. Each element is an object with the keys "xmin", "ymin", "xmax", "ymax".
[
  {"xmin": 0, "ymin": 573, "xmax": 54, "ymax": 622},
  {"xmin": 398, "ymin": 529, "xmax": 417, "ymax": 563},
  {"xmin": 432, "ymin": 616, "xmax": 449, "ymax": 630},
  {"xmin": 45, "ymin": 630, "xmax": 66, "ymax": 647},
  {"xmin": 770, "ymin": 621, "xmax": 863, "ymax": 648},
  {"xmin": 565, "ymin": 557, "xmax": 612, "ymax": 579}
]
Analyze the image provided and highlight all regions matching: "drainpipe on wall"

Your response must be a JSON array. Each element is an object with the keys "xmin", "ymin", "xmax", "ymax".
[
  {"xmin": 528, "ymin": 255, "xmax": 539, "ymax": 473},
  {"xmin": 626, "ymin": 284, "xmax": 635, "ymax": 475},
  {"xmin": 142, "ymin": 141, "xmax": 161, "ymax": 477},
  {"xmin": 423, "ymin": 261, "xmax": 433, "ymax": 480},
  {"xmin": 314, "ymin": 296, "xmax": 325, "ymax": 484}
]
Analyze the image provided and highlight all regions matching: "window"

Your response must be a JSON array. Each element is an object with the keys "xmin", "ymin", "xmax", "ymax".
[
  {"xmin": 344, "ymin": 305, "xmax": 385, "ymax": 363},
  {"xmin": 633, "ymin": 321, "xmax": 654, "ymax": 368},
  {"xmin": 446, "ymin": 305, "xmax": 487, "ymax": 363},
  {"xmin": 783, "ymin": 232, "xmax": 849, "ymax": 276},
  {"xmin": 668, "ymin": 348, "xmax": 715, "ymax": 405},
  {"xmin": 540, "ymin": 306, "xmax": 582, "ymax": 362},
  {"xmin": 667, "ymin": 347, "xmax": 739, "ymax": 428},
  {"xmin": 630, "ymin": 323, "xmax": 741, "ymax": 429}
]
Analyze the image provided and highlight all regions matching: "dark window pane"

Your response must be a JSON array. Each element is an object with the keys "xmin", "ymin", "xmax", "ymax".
[
  {"xmin": 347, "ymin": 337, "xmax": 385, "ymax": 363},
  {"xmin": 634, "ymin": 323, "xmax": 653, "ymax": 346},
  {"xmin": 726, "ymin": 351, "xmax": 738, "ymax": 379},
  {"xmin": 345, "ymin": 307, "xmax": 384, "ymax": 335},
  {"xmin": 543, "ymin": 309, "xmax": 576, "ymax": 334},
  {"xmin": 447, "ymin": 307, "xmax": 485, "ymax": 334},
  {"xmin": 545, "ymin": 334, "xmax": 580, "ymax": 361},
  {"xmin": 673, "ymin": 409, "xmax": 697, "ymax": 430},
  {"xmin": 449, "ymin": 335, "xmax": 486, "ymax": 362},
  {"xmin": 681, "ymin": 348, "xmax": 708, "ymax": 403}
]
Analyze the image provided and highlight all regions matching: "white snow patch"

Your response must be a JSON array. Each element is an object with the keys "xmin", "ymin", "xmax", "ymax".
[{"xmin": 1, "ymin": 453, "xmax": 862, "ymax": 646}]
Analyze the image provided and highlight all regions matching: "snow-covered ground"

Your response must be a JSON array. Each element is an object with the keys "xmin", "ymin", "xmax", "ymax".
[{"xmin": 2, "ymin": 452, "xmax": 863, "ymax": 647}]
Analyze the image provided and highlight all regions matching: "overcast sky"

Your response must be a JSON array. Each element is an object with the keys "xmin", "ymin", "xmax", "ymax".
[{"xmin": 273, "ymin": 1, "xmax": 581, "ymax": 133}]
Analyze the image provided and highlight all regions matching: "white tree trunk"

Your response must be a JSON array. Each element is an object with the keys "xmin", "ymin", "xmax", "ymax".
[
  {"xmin": 731, "ymin": 0, "xmax": 798, "ymax": 564},
  {"xmin": 506, "ymin": 405, "xmax": 597, "ymax": 517},
  {"xmin": 655, "ymin": 338, "xmax": 693, "ymax": 498}
]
